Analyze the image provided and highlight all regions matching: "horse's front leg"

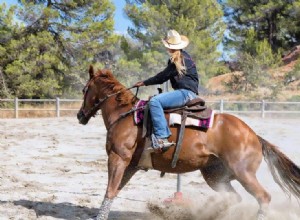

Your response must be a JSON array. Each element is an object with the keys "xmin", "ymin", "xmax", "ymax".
[{"xmin": 96, "ymin": 151, "xmax": 137, "ymax": 220}]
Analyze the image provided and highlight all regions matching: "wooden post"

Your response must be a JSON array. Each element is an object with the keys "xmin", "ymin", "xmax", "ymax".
[
  {"xmin": 220, "ymin": 99, "xmax": 224, "ymax": 113},
  {"xmin": 14, "ymin": 97, "xmax": 18, "ymax": 118},
  {"xmin": 261, "ymin": 100, "xmax": 265, "ymax": 118},
  {"xmin": 56, "ymin": 97, "xmax": 60, "ymax": 117}
]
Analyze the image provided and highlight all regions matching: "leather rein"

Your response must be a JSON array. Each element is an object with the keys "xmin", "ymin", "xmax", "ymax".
[{"xmin": 82, "ymin": 78, "xmax": 140, "ymax": 122}]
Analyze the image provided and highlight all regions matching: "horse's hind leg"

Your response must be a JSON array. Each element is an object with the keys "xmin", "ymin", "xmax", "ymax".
[
  {"xmin": 200, "ymin": 156, "xmax": 241, "ymax": 202},
  {"xmin": 229, "ymin": 157, "xmax": 271, "ymax": 220},
  {"xmin": 236, "ymin": 171, "xmax": 271, "ymax": 219}
]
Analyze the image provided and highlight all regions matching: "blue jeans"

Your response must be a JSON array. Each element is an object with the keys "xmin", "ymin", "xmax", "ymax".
[{"xmin": 148, "ymin": 89, "xmax": 197, "ymax": 139}]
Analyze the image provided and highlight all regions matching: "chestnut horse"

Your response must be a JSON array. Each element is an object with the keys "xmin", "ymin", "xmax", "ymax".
[{"xmin": 77, "ymin": 66, "xmax": 300, "ymax": 220}]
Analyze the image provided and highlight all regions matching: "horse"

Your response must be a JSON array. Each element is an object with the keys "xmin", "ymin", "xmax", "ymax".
[{"xmin": 77, "ymin": 65, "xmax": 300, "ymax": 220}]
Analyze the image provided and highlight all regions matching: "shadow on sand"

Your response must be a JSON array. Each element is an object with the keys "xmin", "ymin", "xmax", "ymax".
[{"xmin": 0, "ymin": 200, "xmax": 154, "ymax": 220}]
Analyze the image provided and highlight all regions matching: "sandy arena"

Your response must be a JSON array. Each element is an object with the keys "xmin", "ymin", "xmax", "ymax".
[{"xmin": 1, "ymin": 115, "xmax": 300, "ymax": 220}]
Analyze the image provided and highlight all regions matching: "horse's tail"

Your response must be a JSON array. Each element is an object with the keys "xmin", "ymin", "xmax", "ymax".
[{"xmin": 258, "ymin": 135, "xmax": 300, "ymax": 199}]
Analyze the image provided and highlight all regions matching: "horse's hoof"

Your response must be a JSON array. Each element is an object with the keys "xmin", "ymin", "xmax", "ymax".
[{"xmin": 96, "ymin": 215, "xmax": 104, "ymax": 220}]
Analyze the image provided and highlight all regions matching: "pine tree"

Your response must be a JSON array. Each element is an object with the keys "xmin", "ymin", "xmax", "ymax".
[
  {"xmin": 0, "ymin": 4, "xmax": 18, "ymax": 98},
  {"xmin": 123, "ymin": 0, "xmax": 226, "ymax": 85},
  {"xmin": 221, "ymin": 0, "xmax": 300, "ymax": 53},
  {"xmin": 0, "ymin": 0, "xmax": 117, "ymax": 98},
  {"xmin": 225, "ymin": 28, "xmax": 283, "ymax": 99}
]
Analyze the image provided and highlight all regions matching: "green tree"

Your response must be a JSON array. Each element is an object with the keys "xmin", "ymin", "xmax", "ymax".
[
  {"xmin": 113, "ymin": 36, "xmax": 165, "ymax": 98},
  {"xmin": 225, "ymin": 29, "xmax": 282, "ymax": 99},
  {"xmin": 221, "ymin": 0, "xmax": 300, "ymax": 53},
  {"xmin": 123, "ymin": 0, "xmax": 226, "ymax": 85},
  {"xmin": 5, "ymin": 31, "xmax": 65, "ymax": 98},
  {"xmin": 0, "ymin": 4, "xmax": 18, "ymax": 97},
  {"xmin": 0, "ymin": 0, "xmax": 117, "ymax": 98}
]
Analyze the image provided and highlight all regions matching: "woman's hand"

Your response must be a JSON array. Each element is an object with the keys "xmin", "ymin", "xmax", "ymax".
[{"xmin": 133, "ymin": 81, "xmax": 145, "ymax": 87}]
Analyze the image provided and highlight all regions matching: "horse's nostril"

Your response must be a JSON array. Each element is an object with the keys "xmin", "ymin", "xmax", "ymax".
[{"xmin": 77, "ymin": 111, "xmax": 83, "ymax": 120}]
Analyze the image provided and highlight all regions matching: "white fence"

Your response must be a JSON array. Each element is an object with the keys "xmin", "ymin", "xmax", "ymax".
[
  {"xmin": 1, "ymin": 98, "xmax": 300, "ymax": 118},
  {"xmin": 207, "ymin": 100, "xmax": 300, "ymax": 118},
  {"xmin": 0, "ymin": 98, "xmax": 82, "ymax": 118}
]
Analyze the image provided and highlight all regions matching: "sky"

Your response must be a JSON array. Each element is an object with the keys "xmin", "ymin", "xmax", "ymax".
[
  {"xmin": 0, "ymin": 0, "xmax": 132, "ymax": 33},
  {"xmin": 112, "ymin": 0, "xmax": 132, "ymax": 33}
]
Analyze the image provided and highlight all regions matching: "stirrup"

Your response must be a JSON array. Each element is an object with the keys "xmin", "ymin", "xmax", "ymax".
[{"xmin": 157, "ymin": 138, "xmax": 175, "ymax": 152}]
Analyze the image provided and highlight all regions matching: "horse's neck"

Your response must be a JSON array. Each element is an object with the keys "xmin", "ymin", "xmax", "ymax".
[{"xmin": 101, "ymin": 98, "xmax": 133, "ymax": 130}]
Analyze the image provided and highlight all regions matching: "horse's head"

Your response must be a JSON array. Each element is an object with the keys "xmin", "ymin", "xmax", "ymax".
[{"xmin": 77, "ymin": 65, "xmax": 111, "ymax": 125}]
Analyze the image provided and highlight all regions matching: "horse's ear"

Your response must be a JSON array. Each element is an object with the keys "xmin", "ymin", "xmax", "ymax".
[{"xmin": 89, "ymin": 65, "xmax": 95, "ymax": 79}]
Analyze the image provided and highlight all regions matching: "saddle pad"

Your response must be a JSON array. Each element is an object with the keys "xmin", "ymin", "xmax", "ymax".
[
  {"xmin": 134, "ymin": 100, "xmax": 148, "ymax": 125},
  {"xmin": 169, "ymin": 111, "xmax": 215, "ymax": 129}
]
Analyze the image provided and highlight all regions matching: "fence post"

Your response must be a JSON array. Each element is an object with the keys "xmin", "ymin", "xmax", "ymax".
[
  {"xmin": 261, "ymin": 100, "xmax": 265, "ymax": 118},
  {"xmin": 56, "ymin": 97, "xmax": 60, "ymax": 117},
  {"xmin": 14, "ymin": 97, "xmax": 18, "ymax": 118},
  {"xmin": 220, "ymin": 99, "xmax": 224, "ymax": 113}
]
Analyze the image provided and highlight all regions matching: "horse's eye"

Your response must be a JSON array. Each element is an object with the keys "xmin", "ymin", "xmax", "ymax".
[
  {"xmin": 95, "ymin": 99, "xmax": 100, "ymax": 105},
  {"xmin": 82, "ymin": 87, "xmax": 88, "ymax": 95}
]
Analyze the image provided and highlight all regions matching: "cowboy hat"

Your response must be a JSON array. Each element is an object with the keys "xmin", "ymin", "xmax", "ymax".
[{"xmin": 162, "ymin": 30, "xmax": 189, "ymax": 50}]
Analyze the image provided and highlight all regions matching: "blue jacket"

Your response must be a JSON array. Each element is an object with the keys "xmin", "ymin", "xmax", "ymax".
[{"xmin": 143, "ymin": 50, "xmax": 199, "ymax": 94}]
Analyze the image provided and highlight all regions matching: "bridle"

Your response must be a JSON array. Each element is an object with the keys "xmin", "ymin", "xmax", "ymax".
[{"xmin": 80, "ymin": 76, "xmax": 139, "ymax": 119}]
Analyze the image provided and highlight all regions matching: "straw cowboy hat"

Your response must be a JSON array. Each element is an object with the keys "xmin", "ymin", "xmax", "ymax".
[{"xmin": 162, "ymin": 30, "xmax": 189, "ymax": 50}]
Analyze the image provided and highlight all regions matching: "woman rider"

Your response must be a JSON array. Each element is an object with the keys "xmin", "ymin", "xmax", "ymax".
[{"xmin": 134, "ymin": 30, "xmax": 199, "ymax": 151}]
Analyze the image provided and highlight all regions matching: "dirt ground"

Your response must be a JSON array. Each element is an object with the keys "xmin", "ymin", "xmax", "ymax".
[{"xmin": 1, "ymin": 115, "xmax": 300, "ymax": 220}]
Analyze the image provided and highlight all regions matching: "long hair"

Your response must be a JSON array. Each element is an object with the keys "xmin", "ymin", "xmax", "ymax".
[{"xmin": 170, "ymin": 50, "xmax": 186, "ymax": 76}]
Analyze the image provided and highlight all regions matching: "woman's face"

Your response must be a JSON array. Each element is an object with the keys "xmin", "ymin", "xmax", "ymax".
[{"xmin": 167, "ymin": 48, "xmax": 177, "ymax": 54}]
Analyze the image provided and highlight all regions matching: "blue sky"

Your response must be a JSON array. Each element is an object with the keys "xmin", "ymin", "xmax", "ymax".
[
  {"xmin": 0, "ymin": 0, "xmax": 132, "ymax": 33},
  {"xmin": 113, "ymin": 0, "xmax": 132, "ymax": 33}
]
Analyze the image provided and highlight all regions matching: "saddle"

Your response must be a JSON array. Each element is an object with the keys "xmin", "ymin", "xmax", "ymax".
[
  {"xmin": 164, "ymin": 97, "xmax": 210, "ymax": 118},
  {"xmin": 141, "ymin": 97, "xmax": 213, "ymax": 168}
]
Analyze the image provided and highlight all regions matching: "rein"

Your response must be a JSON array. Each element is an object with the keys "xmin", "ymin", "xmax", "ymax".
[
  {"xmin": 96, "ymin": 85, "xmax": 139, "ymax": 109},
  {"xmin": 107, "ymin": 103, "xmax": 145, "ymax": 131},
  {"xmin": 96, "ymin": 86, "xmax": 143, "ymax": 131},
  {"xmin": 82, "ymin": 84, "xmax": 139, "ymax": 119}
]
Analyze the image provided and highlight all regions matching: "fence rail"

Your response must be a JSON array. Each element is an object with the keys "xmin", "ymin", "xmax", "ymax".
[
  {"xmin": 1, "ymin": 98, "xmax": 300, "ymax": 118},
  {"xmin": 0, "ymin": 98, "xmax": 82, "ymax": 118}
]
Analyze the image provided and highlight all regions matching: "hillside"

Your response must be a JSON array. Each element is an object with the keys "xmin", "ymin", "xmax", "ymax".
[{"xmin": 205, "ymin": 47, "xmax": 300, "ymax": 101}]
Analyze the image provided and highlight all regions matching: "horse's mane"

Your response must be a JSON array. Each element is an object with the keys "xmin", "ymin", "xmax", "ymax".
[{"xmin": 95, "ymin": 69, "xmax": 136, "ymax": 106}]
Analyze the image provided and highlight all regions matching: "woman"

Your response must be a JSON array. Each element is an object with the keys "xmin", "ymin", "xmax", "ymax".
[{"xmin": 134, "ymin": 30, "xmax": 199, "ymax": 150}]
